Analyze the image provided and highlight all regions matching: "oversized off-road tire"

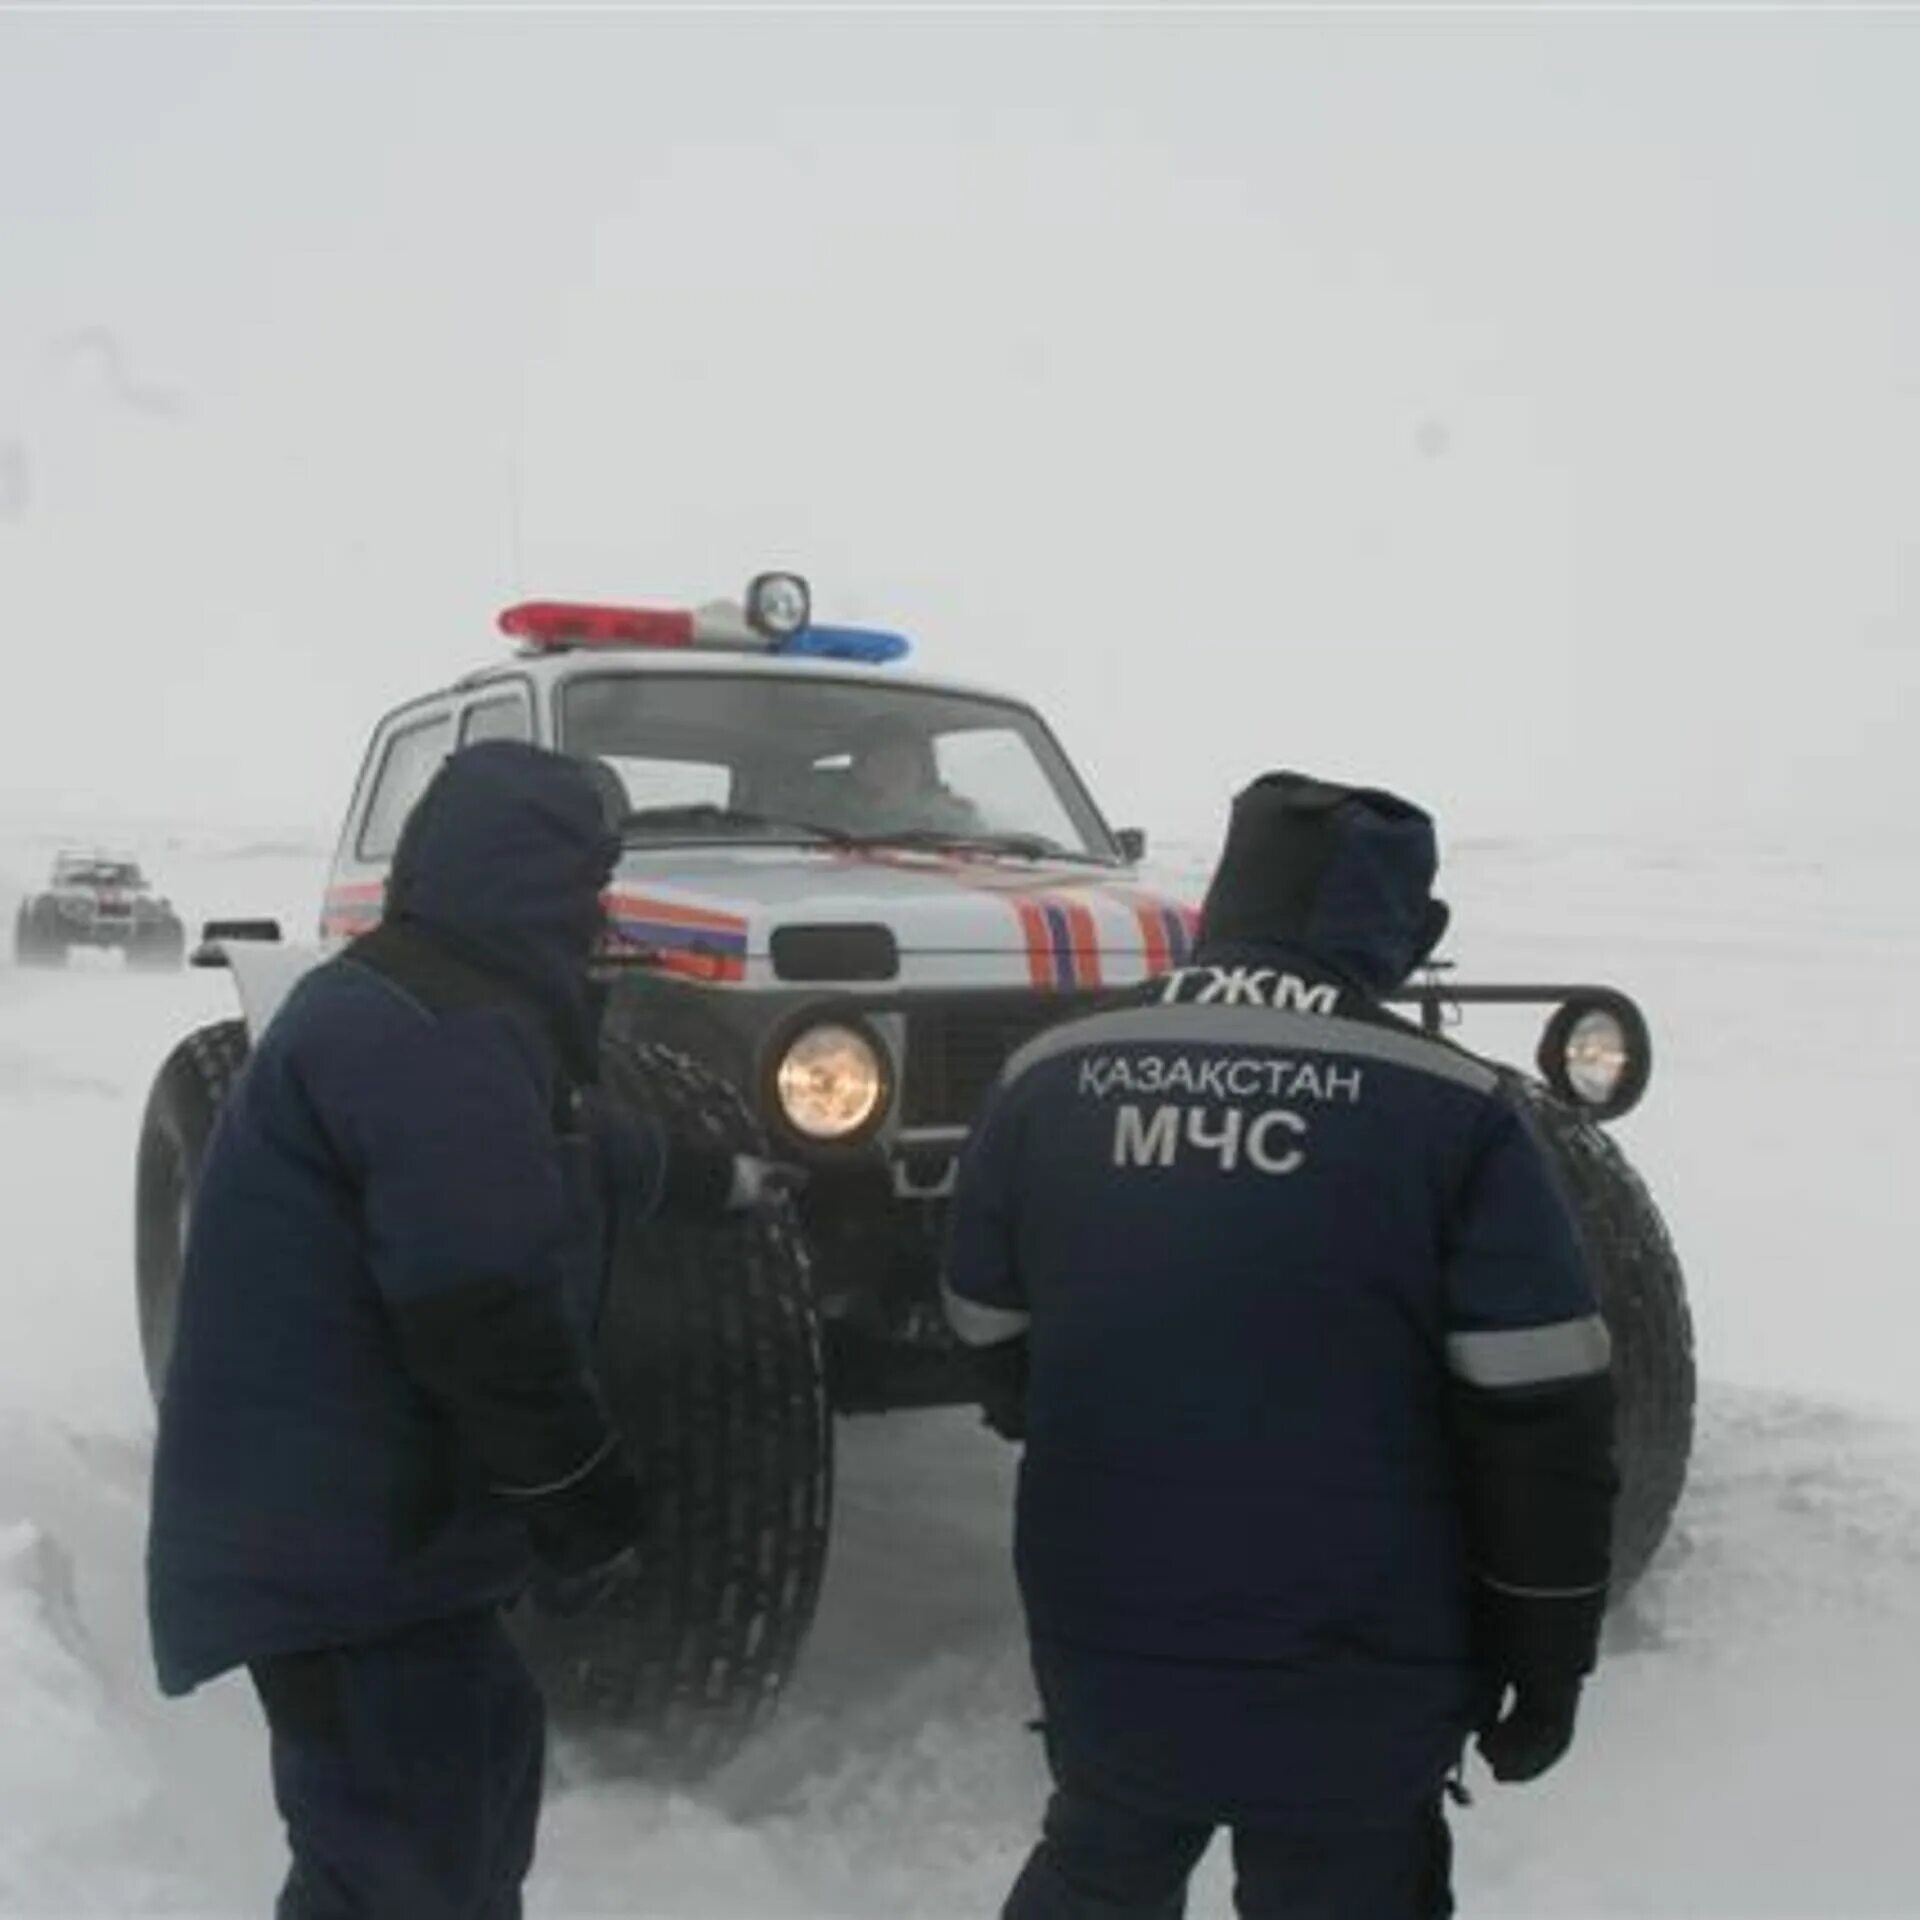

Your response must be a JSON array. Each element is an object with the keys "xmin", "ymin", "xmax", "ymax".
[
  {"xmin": 135, "ymin": 1019, "xmax": 250, "ymax": 1396},
  {"xmin": 14, "ymin": 899, "xmax": 66, "ymax": 968},
  {"xmin": 128, "ymin": 916, "xmax": 187, "ymax": 971},
  {"xmin": 1516, "ymin": 1080, "xmax": 1695, "ymax": 1592},
  {"xmin": 130, "ymin": 1015, "xmax": 829, "ymax": 1768},
  {"xmin": 511, "ymin": 1038, "xmax": 832, "ymax": 1777}
]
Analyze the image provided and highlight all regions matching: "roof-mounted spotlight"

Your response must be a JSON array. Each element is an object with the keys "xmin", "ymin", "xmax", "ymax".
[{"xmin": 746, "ymin": 572, "xmax": 811, "ymax": 641}]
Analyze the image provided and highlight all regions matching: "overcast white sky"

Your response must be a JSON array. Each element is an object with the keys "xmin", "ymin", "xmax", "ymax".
[{"xmin": 2, "ymin": 9, "xmax": 1917, "ymax": 848}]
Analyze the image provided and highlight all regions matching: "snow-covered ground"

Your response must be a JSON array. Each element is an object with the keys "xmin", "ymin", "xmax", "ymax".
[{"xmin": 1, "ymin": 825, "xmax": 1916, "ymax": 1918}]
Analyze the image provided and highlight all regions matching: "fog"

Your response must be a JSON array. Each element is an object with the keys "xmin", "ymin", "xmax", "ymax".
[
  {"xmin": 4, "ymin": 13, "xmax": 1917, "ymax": 846},
  {"xmin": 4, "ymin": 16, "xmax": 1920, "ymax": 1916}
]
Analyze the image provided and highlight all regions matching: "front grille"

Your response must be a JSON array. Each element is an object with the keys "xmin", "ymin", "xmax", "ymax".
[{"xmin": 901, "ymin": 994, "xmax": 1106, "ymax": 1126}]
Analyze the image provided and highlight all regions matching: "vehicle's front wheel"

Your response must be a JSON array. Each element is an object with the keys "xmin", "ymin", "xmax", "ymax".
[
  {"xmin": 135, "ymin": 1019, "xmax": 250, "ymax": 1395},
  {"xmin": 1518, "ymin": 1082, "xmax": 1696, "ymax": 1592},
  {"xmin": 13, "ymin": 900, "xmax": 66, "ymax": 968},
  {"xmin": 510, "ymin": 1038, "xmax": 833, "ymax": 1777},
  {"xmin": 129, "ymin": 917, "xmax": 187, "ymax": 971}
]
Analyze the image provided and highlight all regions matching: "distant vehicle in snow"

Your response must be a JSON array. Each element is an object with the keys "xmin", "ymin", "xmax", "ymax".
[
  {"xmin": 14, "ymin": 850, "xmax": 185, "ymax": 970},
  {"xmin": 133, "ymin": 573, "xmax": 1694, "ymax": 1775}
]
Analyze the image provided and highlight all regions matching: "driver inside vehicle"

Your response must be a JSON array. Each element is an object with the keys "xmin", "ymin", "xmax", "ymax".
[{"xmin": 836, "ymin": 721, "xmax": 982, "ymax": 837}]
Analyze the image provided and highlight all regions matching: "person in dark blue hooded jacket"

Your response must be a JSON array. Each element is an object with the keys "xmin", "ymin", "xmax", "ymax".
[
  {"xmin": 148, "ymin": 740, "xmax": 782, "ymax": 1920},
  {"xmin": 945, "ymin": 771, "xmax": 1618, "ymax": 1920}
]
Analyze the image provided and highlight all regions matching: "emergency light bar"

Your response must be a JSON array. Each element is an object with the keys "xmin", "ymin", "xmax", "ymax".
[
  {"xmin": 500, "ymin": 602, "xmax": 695, "ymax": 649},
  {"xmin": 780, "ymin": 626, "xmax": 910, "ymax": 665},
  {"xmin": 498, "ymin": 574, "xmax": 910, "ymax": 665}
]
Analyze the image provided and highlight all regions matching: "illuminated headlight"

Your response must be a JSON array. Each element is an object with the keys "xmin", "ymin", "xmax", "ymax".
[
  {"xmin": 776, "ymin": 1022, "xmax": 887, "ymax": 1140},
  {"xmin": 1537, "ymin": 997, "xmax": 1652, "ymax": 1121},
  {"xmin": 746, "ymin": 571, "xmax": 812, "ymax": 640},
  {"xmin": 1564, "ymin": 1010, "xmax": 1629, "ymax": 1104}
]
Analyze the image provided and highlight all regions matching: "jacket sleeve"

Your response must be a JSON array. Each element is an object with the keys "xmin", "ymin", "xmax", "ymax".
[
  {"xmin": 943, "ymin": 1080, "xmax": 1033, "ymax": 1436},
  {"xmin": 1443, "ymin": 1089, "xmax": 1619, "ymax": 1686},
  {"xmin": 312, "ymin": 1004, "xmax": 643, "ymax": 1572}
]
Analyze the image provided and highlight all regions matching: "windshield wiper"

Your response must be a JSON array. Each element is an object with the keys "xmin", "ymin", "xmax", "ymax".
[
  {"xmin": 619, "ymin": 810, "xmax": 1108, "ymax": 865},
  {"xmin": 619, "ymin": 804, "xmax": 854, "ymax": 846},
  {"xmin": 845, "ymin": 827, "xmax": 1105, "ymax": 864}
]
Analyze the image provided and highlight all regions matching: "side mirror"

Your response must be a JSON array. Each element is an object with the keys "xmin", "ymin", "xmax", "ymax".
[
  {"xmin": 201, "ymin": 918, "xmax": 284, "ymax": 945},
  {"xmin": 1116, "ymin": 827, "xmax": 1148, "ymax": 863}
]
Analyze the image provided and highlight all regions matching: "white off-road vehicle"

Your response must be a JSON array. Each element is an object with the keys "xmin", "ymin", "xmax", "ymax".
[
  {"xmin": 15, "ymin": 851, "xmax": 185, "ymax": 969},
  {"xmin": 135, "ymin": 576, "xmax": 1692, "ymax": 1772}
]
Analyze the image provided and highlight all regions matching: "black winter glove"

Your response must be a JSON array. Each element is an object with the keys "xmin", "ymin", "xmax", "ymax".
[
  {"xmin": 513, "ymin": 1439, "xmax": 649, "ymax": 1580},
  {"xmin": 727, "ymin": 1155, "xmax": 810, "ymax": 1215},
  {"xmin": 1476, "ymin": 1677, "xmax": 1583, "ymax": 1783},
  {"xmin": 972, "ymin": 1338, "xmax": 1030, "ymax": 1442}
]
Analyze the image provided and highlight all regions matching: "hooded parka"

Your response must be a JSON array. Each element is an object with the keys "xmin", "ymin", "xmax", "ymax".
[
  {"xmin": 944, "ymin": 772, "xmax": 1617, "ymax": 1828},
  {"xmin": 148, "ymin": 742, "xmax": 728, "ymax": 1695}
]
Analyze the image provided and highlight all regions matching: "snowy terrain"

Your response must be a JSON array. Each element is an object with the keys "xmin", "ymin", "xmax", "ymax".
[{"xmin": 1, "ymin": 823, "xmax": 1917, "ymax": 1918}]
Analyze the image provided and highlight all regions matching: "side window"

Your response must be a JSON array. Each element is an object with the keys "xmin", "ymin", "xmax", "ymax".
[
  {"xmin": 460, "ymin": 689, "xmax": 533, "ymax": 747},
  {"xmin": 356, "ymin": 710, "xmax": 454, "ymax": 862}
]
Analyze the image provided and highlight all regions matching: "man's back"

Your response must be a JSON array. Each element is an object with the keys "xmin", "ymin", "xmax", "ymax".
[
  {"xmin": 951, "ymin": 774, "xmax": 1617, "ymax": 1908},
  {"xmin": 951, "ymin": 958, "xmax": 1591, "ymax": 1667}
]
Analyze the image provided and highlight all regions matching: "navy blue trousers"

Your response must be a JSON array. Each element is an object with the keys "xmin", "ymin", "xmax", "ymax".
[
  {"xmin": 249, "ymin": 1610, "xmax": 544, "ymax": 1920},
  {"xmin": 1003, "ymin": 1781, "xmax": 1454, "ymax": 1920}
]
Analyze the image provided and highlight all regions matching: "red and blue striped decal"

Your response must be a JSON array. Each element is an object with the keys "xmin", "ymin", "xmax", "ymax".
[
  {"xmin": 822, "ymin": 846, "xmax": 1103, "ymax": 990},
  {"xmin": 321, "ymin": 863, "xmax": 1191, "ymax": 987},
  {"xmin": 1116, "ymin": 889, "xmax": 1199, "ymax": 976},
  {"xmin": 602, "ymin": 891, "xmax": 750, "ymax": 985},
  {"xmin": 320, "ymin": 880, "xmax": 385, "ymax": 941},
  {"xmin": 852, "ymin": 848, "xmax": 1187, "ymax": 989},
  {"xmin": 1008, "ymin": 877, "xmax": 1196, "ymax": 988},
  {"xmin": 1015, "ymin": 895, "xmax": 1104, "ymax": 990},
  {"xmin": 322, "ymin": 878, "xmax": 751, "ymax": 983}
]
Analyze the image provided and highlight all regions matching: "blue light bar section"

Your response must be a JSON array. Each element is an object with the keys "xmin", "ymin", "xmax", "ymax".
[{"xmin": 777, "ymin": 625, "xmax": 912, "ymax": 665}]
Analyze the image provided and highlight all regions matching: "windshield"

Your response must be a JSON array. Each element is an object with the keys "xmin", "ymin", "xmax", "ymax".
[
  {"xmin": 557, "ymin": 672, "xmax": 1117, "ymax": 862},
  {"xmin": 58, "ymin": 860, "xmax": 142, "ymax": 889}
]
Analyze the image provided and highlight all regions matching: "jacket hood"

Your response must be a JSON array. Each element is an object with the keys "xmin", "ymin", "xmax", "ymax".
[
  {"xmin": 385, "ymin": 741, "xmax": 619, "ymax": 1051},
  {"xmin": 1195, "ymin": 771, "xmax": 1449, "ymax": 993}
]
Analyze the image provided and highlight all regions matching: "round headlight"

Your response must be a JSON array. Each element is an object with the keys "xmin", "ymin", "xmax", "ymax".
[
  {"xmin": 1563, "ymin": 1009, "xmax": 1628, "ymax": 1106},
  {"xmin": 1536, "ymin": 995, "xmax": 1652, "ymax": 1121},
  {"xmin": 776, "ymin": 1022, "xmax": 886, "ymax": 1140},
  {"xmin": 746, "ymin": 571, "xmax": 812, "ymax": 640}
]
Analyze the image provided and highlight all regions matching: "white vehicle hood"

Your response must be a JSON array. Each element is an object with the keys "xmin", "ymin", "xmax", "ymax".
[{"xmin": 602, "ymin": 845, "xmax": 1198, "ymax": 990}]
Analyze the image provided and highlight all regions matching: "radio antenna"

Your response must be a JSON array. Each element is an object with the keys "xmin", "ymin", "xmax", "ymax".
[{"xmin": 504, "ymin": 432, "xmax": 527, "ymax": 595}]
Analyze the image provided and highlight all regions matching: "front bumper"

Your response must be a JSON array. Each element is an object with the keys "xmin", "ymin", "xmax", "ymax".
[
  {"xmin": 604, "ymin": 976, "xmax": 1103, "ymax": 1412},
  {"xmin": 794, "ymin": 1160, "xmax": 972, "ymax": 1411},
  {"xmin": 61, "ymin": 911, "xmax": 135, "ymax": 945}
]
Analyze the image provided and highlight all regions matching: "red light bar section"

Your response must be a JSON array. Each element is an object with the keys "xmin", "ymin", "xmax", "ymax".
[{"xmin": 499, "ymin": 601, "xmax": 697, "ymax": 650}]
